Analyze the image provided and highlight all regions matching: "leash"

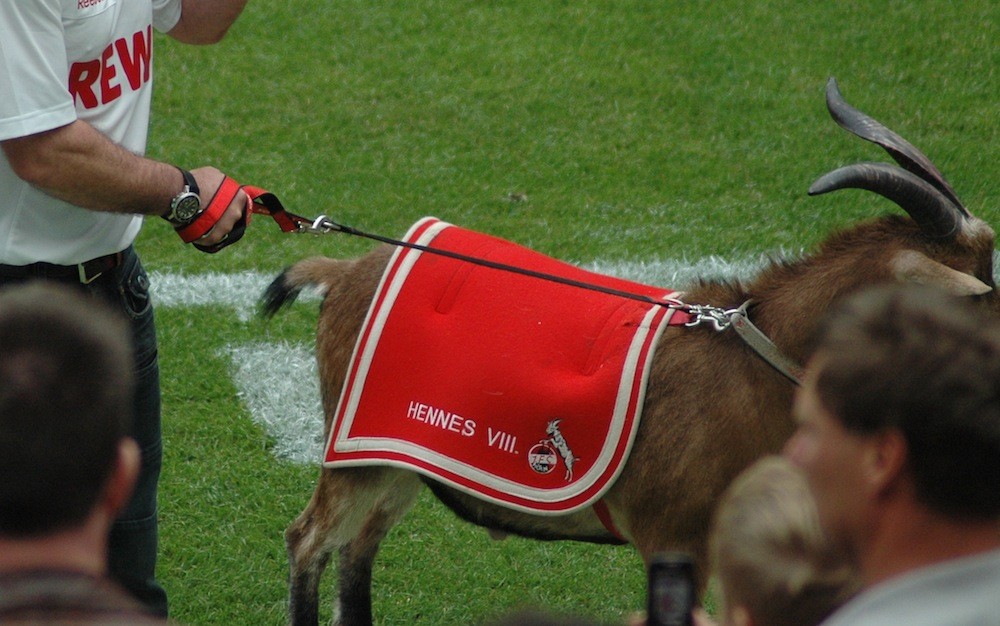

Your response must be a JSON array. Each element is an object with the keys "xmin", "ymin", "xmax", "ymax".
[
  {"xmin": 245, "ymin": 186, "xmax": 691, "ymax": 311},
  {"xmin": 244, "ymin": 186, "xmax": 803, "ymax": 386}
]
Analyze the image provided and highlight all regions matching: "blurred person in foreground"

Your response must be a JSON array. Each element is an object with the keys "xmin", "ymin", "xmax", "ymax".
[
  {"xmin": 691, "ymin": 455, "xmax": 858, "ymax": 626},
  {"xmin": 785, "ymin": 284, "xmax": 1000, "ymax": 625},
  {"xmin": 0, "ymin": 0, "xmax": 262, "ymax": 614},
  {"xmin": 0, "ymin": 283, "xmax": 168, "ymax": 624}
]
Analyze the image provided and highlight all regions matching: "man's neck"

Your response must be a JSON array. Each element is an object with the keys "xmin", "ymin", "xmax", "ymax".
[
  {"xmin": 860, "ymin": 504, "xmax": 1000, "ymax": 587},
  {"xmin": 0, "ymin": 526, "xmax": 106, "ymax": 577}
]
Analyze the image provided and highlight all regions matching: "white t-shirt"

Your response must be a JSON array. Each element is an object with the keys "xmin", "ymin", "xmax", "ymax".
[
  {"xmin": 821, "ymin": 549, "xmax": 1000, "ymax": 626},
  {"xmin": 0, "ymin": 0, "xmax": 182, "ymax": 265}
]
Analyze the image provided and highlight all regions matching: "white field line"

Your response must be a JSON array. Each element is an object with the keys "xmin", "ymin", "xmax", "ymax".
[
  {"xmin": 220, "ymin": 341, "xmax": 326, "ymax": 465},
  {"xmin": 148, "ymin": 254, "xmax": 773, "ymax": 465}
]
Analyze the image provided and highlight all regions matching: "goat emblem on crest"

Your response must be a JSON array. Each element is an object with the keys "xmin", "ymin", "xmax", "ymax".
[
  {"xmin": 526, "ymin": 419, "xmax": 577, "ymax": 480},
  {"xmin": 536, "ymin": 418, "xmax": 576, "ymax": 482}
]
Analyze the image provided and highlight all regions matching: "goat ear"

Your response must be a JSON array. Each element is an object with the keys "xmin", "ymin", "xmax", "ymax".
[{"xmin": 891, "ymin": 250, "xmax": 993, "ymax": 296}]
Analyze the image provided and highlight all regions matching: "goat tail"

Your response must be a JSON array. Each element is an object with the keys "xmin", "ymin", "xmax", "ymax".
[{"xmin": 259, "ymin": 256, "xmax": 351, "ymax": 318}]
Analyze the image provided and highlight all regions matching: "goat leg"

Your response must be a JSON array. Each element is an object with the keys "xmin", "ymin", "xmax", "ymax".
[
  {"xmin": 286, "ymin": 535, "xmax": 327, "ymax": 626},
  {"xmin": 334, "ymin": 535, "xmax": 379, "ymax": 626},
  {"xmin": 286, "ymin": 496, "xmax": 337, "ymax": 626}
]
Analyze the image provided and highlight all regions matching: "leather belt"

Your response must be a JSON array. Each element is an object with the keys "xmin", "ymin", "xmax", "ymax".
[{"xmin": 0, "ymin": 251, "xmax": 124, "ymax": 284}]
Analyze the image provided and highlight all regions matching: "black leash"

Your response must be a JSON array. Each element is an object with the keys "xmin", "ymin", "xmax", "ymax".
[
  {"xmin": 247, "ymin": 192, "xmax": 802, "ymax": 384},
  {"xmin": 245, "ymin": 189, "xmax": 686, "ymax": 312}
]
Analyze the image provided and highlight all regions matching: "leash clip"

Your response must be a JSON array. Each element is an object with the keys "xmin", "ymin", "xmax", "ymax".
[
  {"xmin": 294, "ymin": 214, "xmax": 340, "ymax": 235},
  {"xmin": 682, "ymin": 303, "xmax": 744, "ymax": 332}
]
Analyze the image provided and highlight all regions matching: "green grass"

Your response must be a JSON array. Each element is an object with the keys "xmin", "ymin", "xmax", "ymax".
[{"xmin": 144, "ymin": 1, "xmax": 997, "ymax": 624}]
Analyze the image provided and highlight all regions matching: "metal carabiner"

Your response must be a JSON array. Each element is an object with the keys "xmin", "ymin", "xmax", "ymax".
[
  {"xmin": 294, "ymin": 215, "xmax": 338, "ymax": 235},
  {"xmin": 682, "ymin": 303, "xmax": 743, "ymax": 332}
]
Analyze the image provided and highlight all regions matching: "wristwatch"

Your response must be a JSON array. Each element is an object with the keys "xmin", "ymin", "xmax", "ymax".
[{"xmin": 164, "ymin": 168, "xmax": 202, "ymax": 226}]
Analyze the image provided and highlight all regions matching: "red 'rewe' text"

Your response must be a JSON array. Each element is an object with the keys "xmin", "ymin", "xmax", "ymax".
[{"xmin": 68, "ymin": 26, "xmax": 152, "ymax": 109}]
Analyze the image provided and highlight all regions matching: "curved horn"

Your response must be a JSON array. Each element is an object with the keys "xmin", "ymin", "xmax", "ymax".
[
  {"xmin": 825, "ymin": 78, "xmax": 968, "ymax": 215},
  {"xmin": 809, "ymin": 162, "xmax": 965, "ymax": 240}
]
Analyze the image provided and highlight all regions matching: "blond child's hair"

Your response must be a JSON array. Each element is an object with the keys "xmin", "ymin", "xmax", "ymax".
[{"xmin": 710, "ymin": 456, "xmax": 858, "ymax": 626}]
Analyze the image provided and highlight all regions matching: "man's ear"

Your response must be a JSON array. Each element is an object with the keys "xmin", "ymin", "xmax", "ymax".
[
  {"xmin": 864, "ymin": 428, "xmax": 908, "ymax": 496},
  {"xmin": 100, "ymin": 438, "xmax": 140, "ymax": 519}
]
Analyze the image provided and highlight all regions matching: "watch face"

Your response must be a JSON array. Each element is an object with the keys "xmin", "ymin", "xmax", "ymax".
[{"xmin": 173, "ymin": 193, "xmax": 201, "ymax": 222}]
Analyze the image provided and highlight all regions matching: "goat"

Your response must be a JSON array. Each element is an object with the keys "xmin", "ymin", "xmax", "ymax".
[{"xmin": 261, "ymin": 79, "xmax": 996, "ymax": 626}]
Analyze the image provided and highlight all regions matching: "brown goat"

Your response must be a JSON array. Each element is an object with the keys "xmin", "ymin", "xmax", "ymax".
[{"xmin": 261, "ymin": 79, "xmax": 996, "ymax": 626}]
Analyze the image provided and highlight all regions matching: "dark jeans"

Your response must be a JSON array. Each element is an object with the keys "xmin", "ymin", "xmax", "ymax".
[{"xmin": 0, "ymin": 246, "xmax": 167, "ymax": 617}]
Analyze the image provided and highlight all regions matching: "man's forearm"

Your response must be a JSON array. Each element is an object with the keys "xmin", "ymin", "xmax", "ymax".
[
  {"xmin": 1, "ymin": 120, "xmax": 178, "ymax": 217},
  {"xmin": 168, "ymin": 0, "xmax": 251, "ymax": 44}
]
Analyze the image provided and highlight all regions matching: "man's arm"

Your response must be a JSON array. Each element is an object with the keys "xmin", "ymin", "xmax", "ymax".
[
  {"xmin": 1, "ymin": 121, "xmax": 243, "ymax": 246},
  {"xmin": 166, "ymin": 0, "xmax": 251, "ymax": 44},
  {"xmin": 3, "ymin": 121, "xmax": 178, "ymax": 215}
]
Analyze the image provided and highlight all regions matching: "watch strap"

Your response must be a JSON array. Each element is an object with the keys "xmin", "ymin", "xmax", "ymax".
[
  {"xmin": 164, "ymin": 167, "xmax": 202, "ymax": 226},
  {"xmin": 178, "ymin": 167, "xmax": 199, "ymax": 195}
]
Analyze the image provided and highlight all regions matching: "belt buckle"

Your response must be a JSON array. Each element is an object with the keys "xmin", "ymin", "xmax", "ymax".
[{"xmin": 78, "ymin": 263, "xmax": 102, "ymax": 284}]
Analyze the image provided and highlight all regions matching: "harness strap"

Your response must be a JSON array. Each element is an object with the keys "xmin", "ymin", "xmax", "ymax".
[
  {"xmin": 593, "ymin": 500, "xmax": 627, "ymax": 542},
  {"xmin": 729, "ymin": 303, "xmax": 804, "ymax": 385}
]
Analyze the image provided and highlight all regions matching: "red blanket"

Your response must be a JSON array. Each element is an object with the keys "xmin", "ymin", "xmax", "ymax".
[{"xmin": 324, "ymin": 217, "xmax": 689, "ymax": 513}]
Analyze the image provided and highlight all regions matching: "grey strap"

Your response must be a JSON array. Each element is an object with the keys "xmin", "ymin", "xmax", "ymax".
[{"xmin": 729, "ymin": 303, "xmax": 804, "ymax": 385}]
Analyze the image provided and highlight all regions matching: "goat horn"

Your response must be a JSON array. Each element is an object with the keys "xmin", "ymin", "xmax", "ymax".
[
  {"xmin": 824, "ymin": 77, "xmax": 969, "ymax": 216},
  {"xmin": 809, "ymin": 162, "xmax": 965, "ymax": 240}
]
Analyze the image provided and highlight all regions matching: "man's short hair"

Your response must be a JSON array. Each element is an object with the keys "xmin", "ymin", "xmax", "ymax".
[
  {"xmin": 812, "ymin": 284, "xmax": 1000, "ymax": 520},
  {"xmin": 0, "ymin": 283, "xmax": 134, "ymax": 536},
  {"xmin": 711, "ymin": 456, "xmax": 858, "ymax": 626}
]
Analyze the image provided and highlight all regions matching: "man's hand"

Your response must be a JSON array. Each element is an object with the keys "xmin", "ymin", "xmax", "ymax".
[{"xmin": 188, "ymin": 166, "xmax": 249, "ymax": 248}]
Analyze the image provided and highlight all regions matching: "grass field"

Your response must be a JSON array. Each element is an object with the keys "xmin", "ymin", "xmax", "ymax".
[{"xmin": 142, "ymin": 1, "xmax": 997, "ymax": 624}]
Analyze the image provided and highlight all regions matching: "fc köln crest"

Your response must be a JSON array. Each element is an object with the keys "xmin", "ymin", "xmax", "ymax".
[
  {"xmin": 527, "ymin": 442, "xmax": 557, "ymax": 475},
  {"xmin": 528, "ymin": 419, "xmax": 577, "ymax": 482}
]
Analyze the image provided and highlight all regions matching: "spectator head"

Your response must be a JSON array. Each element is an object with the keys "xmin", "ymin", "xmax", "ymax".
[
  {"xmin": 786, "ymin": 284, "xmax": 1000, "ymax": 546},
  {"xmin": 710, "ymin": 456, "xmax": 858, "ymax": 626},
  {"xmin": 0, "ymin": 282, "xmax": 135, "ymax": 537}
]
